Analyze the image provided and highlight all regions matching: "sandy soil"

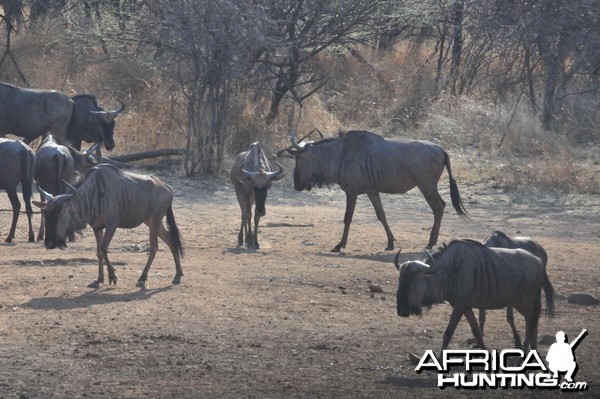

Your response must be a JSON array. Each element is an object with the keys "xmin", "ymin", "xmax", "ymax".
[{"xmin": 0, "ymin": 166, "xmax": 598, "ymax": 398}]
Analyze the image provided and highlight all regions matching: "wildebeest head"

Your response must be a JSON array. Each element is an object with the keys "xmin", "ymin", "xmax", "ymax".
[
  {"xmin": 482, "ymin": 230, "xmax": 511, "ymax": 248},
  {"xmin": 33, "ymin": 190, "xmax": 75, "ymax": 250},
  {"xmin": 394, "ymin": 251, "xmax": 440, "ymax": 317},
  {"xmin": 239, "ymin": 162, "xmax": 284, "ymax": 216},
  {"xmin": 285, "ymin": 131, "xmax": 332, "ymax": 191},
  {"xmin": 88, "ymin": 100, "xmax": 125, "ymax": 151}
]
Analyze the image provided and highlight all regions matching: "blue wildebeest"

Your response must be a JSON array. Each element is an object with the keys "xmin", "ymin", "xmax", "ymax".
[
  {"xmin": 34, "ymin": 134, "xmax": 98, "ymax": 241},
  {"xmin": 395, "ymin": 239, "xmax": 555, "ymax": 352},
  {"xmin": 0, "ymin": 82, "xmax": 125, "ymax": 156},
  {"xmin": 34, "ymin": 164, "xmax": 184, "ymax": 288},
  {"xmin": 481, "ymin": 230, "xmax": 555, "ymax": 348},
  {"xmin": 230, "ymin": 142, "xmax": 284, "ymax": 249},
  {"xmin": 0, "ymin": 82, "xmax": 73, "ymax": 144},
  {"xmin": 66, "ymin": 94, "xmax": 125, "ymax": 159},
  {"xmin": 282, "ymin": 130, "xmax": 467, "ymax": 252},
  {"xmin": 0, "ymin": 138, "xmax": 35, "ymax": 242}
]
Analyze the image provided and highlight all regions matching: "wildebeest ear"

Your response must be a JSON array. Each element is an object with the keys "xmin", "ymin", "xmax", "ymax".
[{"xmin": 32, "ymin": 200, "xmax": 46, "ymax": 209}]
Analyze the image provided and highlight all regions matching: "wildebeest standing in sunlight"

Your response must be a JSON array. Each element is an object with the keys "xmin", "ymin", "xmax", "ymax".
[
  {"xmin": 395, "ymin": 239, "xmax": 554, "ymax": 352},
  {"xmin": 230, "ymin": 142, "xmax": 284, "ymax": 249},
  {"xmin": 281, "ymin": 130, "xmax": 467, "ymax": 252},
  {"xmin": 0, "ymin": 138, "xmax": 35, "ymax": 242},
  {"xmin": 34, "ymin": 164, "xmax": 184, "ymax": 288},
  {"xmin": 481, "ymin": 230, "xmax": 555, "ymax": 348}
]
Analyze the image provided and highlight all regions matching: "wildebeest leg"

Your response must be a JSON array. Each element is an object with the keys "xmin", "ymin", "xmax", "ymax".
[
  {"xmin": 157, "ymin": 223, "xmax": 184, "ymax": 285},
  {"xmin": 367, "ymin": 192, "xmax": 395, "ymax": 250},
  {"xmin": 332, "ymin": 192, "xmax": 358, "ymax": 252},
  {"xmin": 89, "ymin": 227, "xmax": 118, "ymax": 288},
  {"xmin": 464, "ymin": 308, "xmax": 486, "ymax": 349},
  {"xmin": 4, "ymin": 189, "xmax": 21, "ymax": 243},
  {"xmin": 441, "ymin": 307, "xmax": 465, "ymax": 351},
  {"xmin": 420, "ymin": 188, "xmax": 446, "ymax": 249},
  {"xmin": 252, "ymin": 212, "xmax": 261, "ymax": 249},
  {"xmin": 506, "ymin": 307, "xmax": 523, "ymax": 348},
  {"xmin": 37, "ymin": 192, "xmax": 45, "ymax": 241},
  {"xmin": 23, "ymin": 190, "xmax": 34, "ymax": 242},
  {"xmin": 478, "ymin": 309, "xmax": 486, "ymax": 336},
  {"xmin": 137, "ymin": 221, "xmax": 160, "ymax": 288},
  {"xmin": 245, "ymin": 208, "xmax": 253, "ymax": 248}
]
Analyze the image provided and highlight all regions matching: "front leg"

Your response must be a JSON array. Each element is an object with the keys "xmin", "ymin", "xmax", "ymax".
[
  {"xmin": 332, "ymin": 192, "xmax": 357, "ymax": 252},
  {"xmin": 464, "ymin": 308, "xmax": 486, "ymax": 349},
  {"xmin": 89, "ymin": 226, "xmax": 119, "ymax": 288},
  {"xmin": 89, "ymin": 228, "xmax": 106, "ymax": 288},
  {"xmin": 441, "ymin": 307, "xmax": 465, "ymax": 351}
]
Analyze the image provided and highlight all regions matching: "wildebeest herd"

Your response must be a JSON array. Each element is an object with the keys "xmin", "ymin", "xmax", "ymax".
[{"xmin": 0, "ymin": 81, "xmax": 556, "ymax": 356}]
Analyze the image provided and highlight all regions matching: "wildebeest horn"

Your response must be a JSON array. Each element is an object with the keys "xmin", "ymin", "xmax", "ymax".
[
  {"xmin": 393, "ymin": 249, "xmax": 403, "ymax": 270},
  {"xmin": 37, "ymin": 186, "xmax": 54, "ymax": 202},
  {"xmin": 267, "ymin": 161, "xmax": 284, "ymax": 180},
  {"xmin": 241, "ymin": 169, "xmax": 257, "ymax": 179},
  {"xmin": 62, "ymin": 179, "xmax": 78, "ymax": 194},
  {"xmin": 425, "ymin": 250, "xmax": 438, "ymax": 269},
  {"xmin": 110, "ymin": 100, "xmax": 125, "ymax": 117},
  {"xmin": 291, "ymin": 131, "xmax": 307, "ymax": 151}
]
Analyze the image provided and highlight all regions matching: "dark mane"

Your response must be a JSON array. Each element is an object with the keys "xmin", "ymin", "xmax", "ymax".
[
  {"xmin": 429, "ymin": 239, "xmax": 496, "ymax": 265},
  {"xmin": 71, "ymin": 94, "xmax": 99, "ymax": 107}
]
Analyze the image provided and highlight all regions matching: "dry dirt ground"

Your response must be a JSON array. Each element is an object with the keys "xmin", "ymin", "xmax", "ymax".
[{"xmin": 0, "ymin": 166, "xmax": 598, "ymax": 398}]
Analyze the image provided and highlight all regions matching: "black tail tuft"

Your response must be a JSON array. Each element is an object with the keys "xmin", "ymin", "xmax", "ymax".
[
  {"xmin": 166, "ymin": 204, "xmax": 184, "ymax": 257},
  {"xmin": 543, "ymin": 272, "xmax": 555, "ymax": 317},
  {"xmin": 444, "ymin": 152, "xmax": 468, "ymax": 218}
]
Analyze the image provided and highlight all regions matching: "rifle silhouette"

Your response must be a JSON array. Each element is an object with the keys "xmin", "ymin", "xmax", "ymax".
[{"xmin": 569, "ymin": 329, "xmax": 587, "ymax": 349}]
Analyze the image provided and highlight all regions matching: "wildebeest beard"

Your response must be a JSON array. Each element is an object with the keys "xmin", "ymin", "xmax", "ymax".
[
  {"xmin": 396, "ymin": 271, "xmax": 437, "ymax": 317},
  {"xmin": 45, "ymin": 202, "xmax": 88, "ymax": 249},
  {"xmin": 294, "ymin": 168, "xmax": 331, "ymax": 191}
]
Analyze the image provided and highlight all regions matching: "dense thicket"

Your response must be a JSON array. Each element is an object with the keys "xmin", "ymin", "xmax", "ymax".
[{"xmin": 1, "ymin": 0, "xmax": 598, "ymax": 175}]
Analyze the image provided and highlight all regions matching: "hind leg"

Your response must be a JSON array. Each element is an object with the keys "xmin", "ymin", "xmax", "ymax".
[
  {"xmin": 5, "ymin": 189, "xmax": 21, "ymax": 243},
  {"xmin": 23, "ymin": 190, "xmax": 34, "ymax": 242},
  {"xmin": 506, "ymin": 307, "xmax": 523, "ymax": 348},
  {"xmin": 367, "ymin": 192, "xmax": 395, "ymax": 250},
  {"xmin": 419, "ymin": 187, "xmax": 446, "ymax": 249},
  {"xmin": 138, "ymin": 222, "xmax": 160, "ymax": 288},
  {"xmin": 158, "ymin": 223, "xmax": 184, "ymax": 285}
]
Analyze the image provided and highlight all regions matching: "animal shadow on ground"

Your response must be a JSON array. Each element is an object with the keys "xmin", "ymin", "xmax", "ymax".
[
  {"xmin": 316, "ymin": 250, "xmax": 425, "ymax": 265},
  {"xmin": 381, "ymin": 375, "xmax": 437, "ymax": 389},
  {"xmin": 19, "ymin": 285, "xmax": 174, "ymax": 310}
]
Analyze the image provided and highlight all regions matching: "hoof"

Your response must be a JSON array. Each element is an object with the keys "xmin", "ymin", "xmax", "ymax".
[
  {"xmin": 385, "ymin": 244, "xmax": 395, "ymax": 251},
  {"xmin": 331, "ymin": 244, "xmax": 342, "ymax": 253},
  {"xmin": 136, "ymin": 280, "xmax": 147, "ymax": 288},
  {"xmin": 87, "ymin": 280, "xmax": 101, "ymax": 289},
  {"xmin": 109, "ymin": 276, "xmax": 118, "ymax": 285},
  {"xmin": 171, "ymin": 277, "xmax": 181, "ymax": 285}
]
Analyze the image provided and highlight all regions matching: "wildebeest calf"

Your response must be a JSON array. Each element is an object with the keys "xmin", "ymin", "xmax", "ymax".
[
  {"xmin": 34, "ymin": 164, "xmax": 183, "ymax": 288},
  {"xmin": 0, "ymin": 138, "xmax": 35, "ymax": 242}
]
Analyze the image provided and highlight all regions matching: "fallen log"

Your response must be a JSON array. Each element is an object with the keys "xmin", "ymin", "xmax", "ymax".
[{"xmin": 100, "ymin": 148, "xmax": 185, "ymax": 168}]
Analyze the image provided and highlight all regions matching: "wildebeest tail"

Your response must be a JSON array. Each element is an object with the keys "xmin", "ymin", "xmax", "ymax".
[
  {"xmin": 166, "ymin": 204, "xmax": 184, "ymax": 257},
  {"xmin": 543, "ymin": 270, "xmax": 555, "ymax": 317},
  {"xmin": 444, "ymin": 151, "xmax": 468, "ymax": 218}
]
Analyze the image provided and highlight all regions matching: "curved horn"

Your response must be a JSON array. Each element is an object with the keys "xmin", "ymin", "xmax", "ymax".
[
  {"xmin": 291, "ymin": 131, "xmax": 306, "ymax": 151},
  {"xmin": 393, "ymin": 249, "xmax": 403, "ymax": 271},
  {"xmin": 62, "ymin": 179, "xmax": 78, "ymax": 194},
  {"xmin": 241, "ymin": 169, "xmax": 257, "ymax": 179},
  {"xmin": 37, "ymin": 185, "xmax": 54, "ymax": 202},
  {"xmin": 110, "ymin": 100, "xmax": 125, "ymax": 117},
  {"xmin": 267, "ymin": 161, "xmax": 284, "ymax": 180},
  {"xmin": 425, "ymin": 250, "xmax": 438, "ymax": 269},
  {"xmin": 89, "ymin": 109, "xmax": 108, "ymax": 116}
]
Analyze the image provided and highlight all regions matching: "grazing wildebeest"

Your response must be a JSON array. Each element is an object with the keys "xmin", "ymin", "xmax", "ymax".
[
  {"xmin": 481, "ymin": 230, "xmax": 555, "ymax": 347},
  {"xmin": 66, "ymin": 94, "xmax": 125, "ymax": 155},
  {"xmin": 395, "ymin": 239, "xmax": 554, "ymax": 352},
  {"xmin": 282, "ymin": 130, "xmax": 467, "ymax": 252},
  {"xmin": 230, "ymin": 142, "xmax": 284, "ymax": 249},
  {"xmin": 34, "ymin": 134, "xmax": 98, "ymax": 241},
  {"xmin": 0, "ymin": 82, "xmax": 73, "ymax": 144},
  {"xmin": 34, "ymin": 164, "xmax": 184, "ymax": 288},
  {"xmin": 0, "ymin": 138, "xmax": 36, "ymax": 242}
]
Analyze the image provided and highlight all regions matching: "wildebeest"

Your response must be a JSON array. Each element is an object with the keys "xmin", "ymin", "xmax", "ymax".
[
  {"xmin": 34, "ymin": 134, "xmax": 98, "ymax": 241},
  {"xmin": 395, "ymin": 239, "xmax": 554, "ymax": 352},
  {"xmin": 0, "ymin": 82, "xmax": 73, "ymax": 144},
  {"xmin": 34, "ymin": 164, "xmax": 184, "ymax": 288},
  {"xmin": 282, "ymin": 130, "xmax": 467, "ymax": 252},
  {"xmin": 230, "ymin": 142, "xmax": 284, "ymax": 249},
  {"xmin": 0, "ymin": 138, "xmax": 36, "ymax": 242},
  {"xmin": 0, "ymin": 82, "xmax": 125, "ymax": 156},
  {"xmin": 481, "ymin": 230, "xmax": 555, "ymax": 347},
  {"xmin": 66, "ymin": 94, "xmax": 125, "ymax": 159}
]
